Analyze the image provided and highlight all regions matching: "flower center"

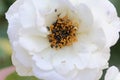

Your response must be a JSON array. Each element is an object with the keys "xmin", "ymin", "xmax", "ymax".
[{"xmin": 47, "ymin": 15, "xmax": 78, "ymax": 49}]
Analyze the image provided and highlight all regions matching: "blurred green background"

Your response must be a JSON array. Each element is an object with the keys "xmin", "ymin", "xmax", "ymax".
[
  {"xmin": 0, "ymin": 0, "xmax": 15, "ymax": 69},
  {"xmin": 0, "ymin": 0, "xmax": 120, "ymax": 80}
]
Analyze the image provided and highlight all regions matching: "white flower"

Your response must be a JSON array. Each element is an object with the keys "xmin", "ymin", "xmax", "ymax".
[
  {"xmin": 105, "ymin": 66, "xmax": 120, "ymax": 80},
  {"xmin": 6, "ymin": 0, "xmax": 120, "ymax": 80}
]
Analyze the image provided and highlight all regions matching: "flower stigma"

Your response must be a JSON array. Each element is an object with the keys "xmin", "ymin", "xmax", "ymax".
[{"xmin": 47, "ymin": 15, "xmax": 78, "ymax": 49}]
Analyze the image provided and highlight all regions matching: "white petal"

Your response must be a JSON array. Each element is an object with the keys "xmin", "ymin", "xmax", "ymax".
[
  {"xmin": 12, "ymin": 53, "xmax": 33, "ymax": 76},
  {"xmin": 88, "ymin": 26, "xmax": 106, "ymax": 47},
  {"xmin": 82, "ymin": 0, "xmax": 120, "ymax": 47},
  {"xmin": 52, "ymin": 47, "xmax": 90, "ymax": 75},
  {"xmin": 111, "ymin": 18, "xmax": 120, "ymax": 32},
  {"xmin": 33, "ymin": 65, "xmax": 65, "ymax": 80},
  {"xmin": 88, "ymin": 48, "xmax": 110, "ymax": 69},
  {"xmin": 93, "ymin": 8, "xmax": 119, "ymax": 47},
  {"xmin": 13, "ymin": 42, "xmax": 32, "ymax": 67},
  {"xmin": 76, "ymin": 53, "xmax": 91, "ymax": 69},
  {"xmin": 105, "ymin": 66, "xmax": 120, "ymax": 80},
  {"xmin": 115, "ymin": 74, "xmax": 120, "ymax": 80},
  {"xmin": 73, "ymin": 30, "xmax": 103, "ymax": 53},
  {"xmin": 102, "ymin": 21, "xmax": 120, "ymax": 47},
  {"xmin": 52, "ymin": 47, "xmax": 75, "ymax": 75},
  {"xmin": 7, "ymin": 13, "xmax": 21, "ymax": 43},
  {"xmin": 75, "ymin": 68, "xmax": 102, "ymax": 80},
  {"xmin": 19, "ymin": 27, "xmax": 42, "ymax": 37},
  {"xmin": 32, "ymin": 0, "xmax": 68, "ymax": 15},
  {"xmin": 38, "ymin": 26, "xmax": 50, "ymax": 37},
  {"xmin": 83, "ymin": 0, "xmax": 117, "ymax": 23},
  {"xmin": 19, "ymin": 36, "xmax": 49, "ymax": 53},
  {"xmin": 70, "ymin": 0, "xmax": 117, "ymax": 22},
  {"xmin": 63, "ymin": 69, "xmax": 78, "ymax": 80},
  {"xmin": 73, "ymin": 36, "xmax": 109, "ymax": 69},
  {"xmin": 19, "ymin": 0, "xmax": 36, "ymax": 28},
  {"xmin": 32, "ymin": 48, "xmax": 55, "ymax": 71},
  {"xmin": 73, "ymin": 36, "xmax": 98, "ymax": 53},
  {"xmin": 53, "ymin": 54, "xmax": 75, "ymax": 75},
  {"xmin": 76, "ymin": 3, "xmax": 93, "ymax": 33},
  {"xmin": 5, "ymin": 0, "xmax": 23, "ymax": 17},
  {"xmin": 28, "ymin": 5, "xmax": 49, "ymax": 37}
]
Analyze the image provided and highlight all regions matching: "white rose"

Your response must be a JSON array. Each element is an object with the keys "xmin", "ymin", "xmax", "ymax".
[
  {"xmin": 105, "ymin": 66, "xmax": 120, "ymax": 80},
  {"xmin": 6, "ymin": 0, "xmax": 120, "ymax": 80}
]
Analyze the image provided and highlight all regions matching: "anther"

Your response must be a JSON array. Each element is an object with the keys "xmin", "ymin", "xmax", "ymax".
[
  {"xmin": 46, "ymin": 26, "xmax": 50, "ymax": 31},
  {"xmin": 55, "ymin": 9, "xmax": 57, "ymax": 12},
  {"xmin": 48, "ymin": 15, "xmax": 78, "ymax": 49}
]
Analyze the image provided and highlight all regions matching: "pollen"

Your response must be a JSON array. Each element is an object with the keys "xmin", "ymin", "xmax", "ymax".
[{"xmin": 48, "ymin": 15, "xmax": 78, "ymax": 49}]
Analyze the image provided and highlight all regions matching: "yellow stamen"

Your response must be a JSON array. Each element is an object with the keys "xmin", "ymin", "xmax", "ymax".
[{"xmin": 48, "ymin": 15, "xmax": 78, "ymax": 49}]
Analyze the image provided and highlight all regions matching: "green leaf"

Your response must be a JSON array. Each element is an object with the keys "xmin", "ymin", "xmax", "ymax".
[{"xmin": 6, "ymin": 72, "xmax": 39, "ymax": 80}]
